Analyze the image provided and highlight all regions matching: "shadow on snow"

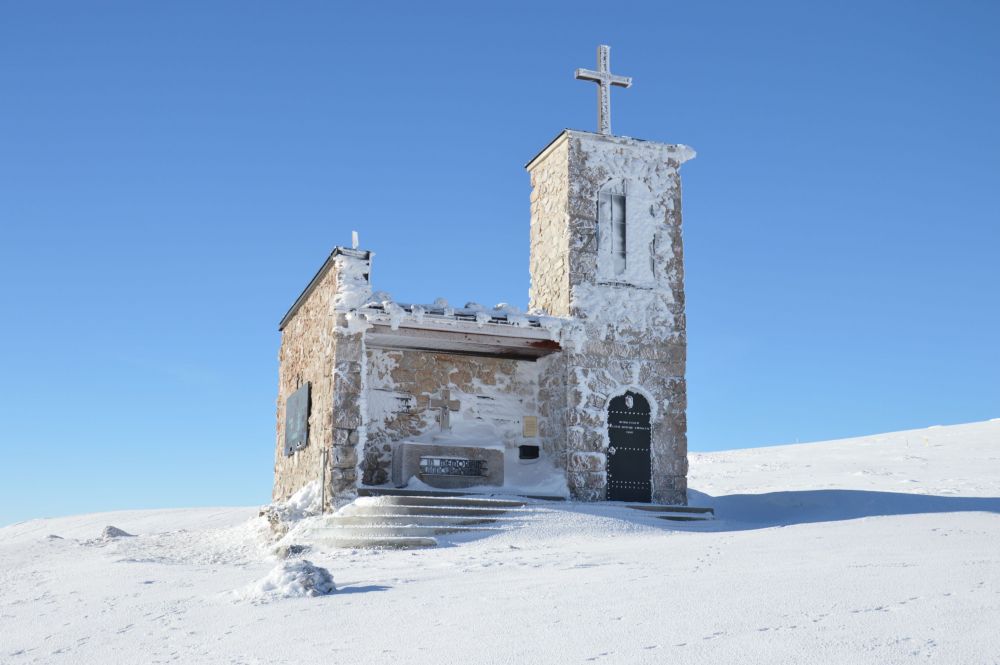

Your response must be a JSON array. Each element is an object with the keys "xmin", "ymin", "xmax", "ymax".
[
  {"xmin": 336, "ymin": 583, "xmax": 392, "ymax": 595},
  {"xmin": 689, "ymin": 488, "xmax": 1000, "ymax": 530}
]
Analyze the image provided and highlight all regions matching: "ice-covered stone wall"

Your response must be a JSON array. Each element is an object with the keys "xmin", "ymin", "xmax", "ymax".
[
  {"xmin": 274, "ymin": 251, "xmax": 372, "ymax": 510},
  {"xmin": 273, "ymin": 260, "xmax": 341, "ymax": 504},
  {"xmin": 527, "ymin": 130, "xmax": 694, "ymax": 503},
  {"xmin": 528, "ymin": 136, "xmax": 571, "ymax": 317},
  {"xmin": 361, "ymin": 348, "xmax": 558, "ymax": 487}
]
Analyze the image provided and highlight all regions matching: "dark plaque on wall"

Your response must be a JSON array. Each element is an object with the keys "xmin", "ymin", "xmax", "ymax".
[
  {"xmin": 606, "ymin": 391, "xmax": 652, "ymax": 502},
  {"xmin": 284, "ymin": 382, "xmax": 311, "ymax": 456}
]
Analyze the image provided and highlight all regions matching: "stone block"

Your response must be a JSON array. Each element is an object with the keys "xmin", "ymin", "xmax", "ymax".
[
  {"xmin": 566, "ymin": 426, "xmax": 604, "ymax": 453},
  {"xmin": 568, "ymin": 470, "xmax": 606, "ymax": 502},
  {"xmin": 332, "ymin": 391, "xmax": 362, "ymax": 429},
  {"xmin": 334, "ymin": 334, "xmax": 364, "ymax": 361},
  {"xmin": 390, "ymin": 442, "xmax": 503, "ymax": 489},
  {"xmin": 334, "ymin": 362, "xmax": 363, "ymax": 393},
  {"xmin": 331, "ymin": 445, "xmax": 358, "ymax": 469},
  {"xmin": 568, "ymin": 451, "xmax": 605, "ymax": 472},
  {"xmin": 331, "ymin": 428, "xmax": 359, "ymax": 447},
  {"xmin": 329, "ymin": 466, "xmax": 358, "ymax": 491},
  {"xmin": 361, "ymin": 445, "xmax": 389, "ymax": 485},
  {"xmin": 652, "ymin": 475, "xmax": 687, "ymax": 506}
]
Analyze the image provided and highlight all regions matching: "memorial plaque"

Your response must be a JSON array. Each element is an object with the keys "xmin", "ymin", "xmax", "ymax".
[
  {"xmin": 606, "ymin": 390, "xmax": 652, "ymax": 502},
  {"xmin": 392, "ymin": 442, "xmax": 503, "ymax": 489},
  {"xmin": 284, "ymin": 382, "xmax": 311, "ymax": 456},
  {"xmin": 419, "ymin": 456, "xmax": 486, "ymax": 477},
  {"xmin": 522, "ymin": 416, "xmax": 538, "ymax": 438}
]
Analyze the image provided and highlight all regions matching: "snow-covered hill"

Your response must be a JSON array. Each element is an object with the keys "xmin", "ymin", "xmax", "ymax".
[{"xmin": 3, "ymin": 420, "xmax": 999, "ymax": 664}]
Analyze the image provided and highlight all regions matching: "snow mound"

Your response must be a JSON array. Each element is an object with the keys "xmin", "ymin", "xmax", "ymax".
[
  {"xmin": 272, "ymin": 543, "xmax": 310, "ymax": 560},
  {"xmin": 259, "ymin": 482, "xmax": 325, "ymax": 539},
  {"xmin": 283, "ymin": 481, "xmax": 322, "ymax": 519},
  {"xmin": 237, "ymin": 560, "xmax": 335, "ymax": 602},
  {"xmin": 101, "ymin": 526, "xmax": 135, "ymax": 539}
]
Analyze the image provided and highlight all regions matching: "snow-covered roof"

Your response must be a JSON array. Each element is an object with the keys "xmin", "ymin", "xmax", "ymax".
[
  {"xmin": 524, "ymin": 128, "xmax": 696, "ymax": 171},
  {"xmin": 361, "ymin": 302, "xmax": 547, "ymax": 329},
  {"xmin": 278, "ymin": 246, "xmax": 571, "ymax": 359},
  {"xmin": 359, "ymin": 300, "xmax": 567, "ymax": 361},
  {"xmin": 278, "ymin": 246, "xmax": 372, "ymax": 331}
]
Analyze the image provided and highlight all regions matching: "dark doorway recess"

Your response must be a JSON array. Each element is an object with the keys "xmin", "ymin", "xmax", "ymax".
[{"xmin": 606, "ymin": 391, "xmax": 652, "ymax": 502}]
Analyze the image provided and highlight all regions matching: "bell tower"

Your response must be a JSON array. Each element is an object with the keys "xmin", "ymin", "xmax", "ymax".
[{"xmin": 525, "ymin": 46, "xmax": 695, "ymax": 503}]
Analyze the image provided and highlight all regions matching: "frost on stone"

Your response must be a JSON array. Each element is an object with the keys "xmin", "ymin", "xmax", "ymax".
[
  {"xmin": 571, "ymin": 282, "xmax": 675, "ymax": 340},
  {"xmin": 282, "ymin": 481, "xmax": 323, "ymax": 519},
  {"xmin": 384, "ymin": 301, "xmax": 405, "ymax": 331},
  {"xmin": 341, "ymin": 311, "xmax": 372, "ymax": 335},
  {"xmin": 260, "ymin": 481, "xmax": 322, "ymax": 537},
  {"xmin": 493, "ymin": 302, "xmax": 522, "ymax": 315},
  {"xmin": 236, "ymin": 559, "xmax": 335, "ymax": 603},
  {"xmin": 332, "ymin": 255, "xmax": 372, "ymax": 311}
]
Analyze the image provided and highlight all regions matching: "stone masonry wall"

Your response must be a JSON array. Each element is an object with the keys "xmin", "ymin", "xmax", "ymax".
[
  {"xmin": 274, "ymin": 251, "xmax": 371, "ymax": 511},
  {"xmin": 527, "ymin": 130, "xmax": 693, "ymax": 504},
  {"xmin": 362, "ymin": 348, "xmax": 555, "ymax": 486},
  {"xmin": 329, "ymin": 314, "xmax": 365, "ymax": 505},
  {"xmin": 528, "ymin": 134, "xmax": 571, "ymax": 317},
  {"xmin": 273, "ymin": 263, "xmax": 340, "ymax": 504}
]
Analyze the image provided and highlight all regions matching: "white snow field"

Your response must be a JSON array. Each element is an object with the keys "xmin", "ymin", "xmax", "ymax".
[{"xmin": 3, "ymin": 420, "xmax": 999, "ymax": 664}]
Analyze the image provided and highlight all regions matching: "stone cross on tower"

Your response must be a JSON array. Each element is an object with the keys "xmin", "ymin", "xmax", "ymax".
[
  {"xmin": 429, "ymin": 389, "xmax": 460, "ymax": 432},
  {"xmin": 575, "ymin": 44, "xmax": 632, "ymax": 136}
]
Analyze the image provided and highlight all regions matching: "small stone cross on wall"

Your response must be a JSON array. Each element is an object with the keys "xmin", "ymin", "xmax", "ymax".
[{"xmin": 429, "ymin": 389, "xmax": 460, "ymax": 432}]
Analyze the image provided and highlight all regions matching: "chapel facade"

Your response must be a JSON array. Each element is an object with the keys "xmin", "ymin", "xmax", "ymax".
[{"xmin": 273, "ymin": 49, "xmax": 695, "ymax": 510}]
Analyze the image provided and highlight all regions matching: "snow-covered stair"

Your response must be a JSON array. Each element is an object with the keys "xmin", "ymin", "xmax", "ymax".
[
  {"xmin": 626, "ymin": 504, "xmax": 715, "ymax": 522},
  {"xmin": 311, "ymin": 494, "xmax": 530, "ymax": 549}
]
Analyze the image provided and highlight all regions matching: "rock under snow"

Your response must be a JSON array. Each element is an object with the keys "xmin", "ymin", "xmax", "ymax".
[
  {"xmin": 101, "ymin": 526, "xmax": 135, "ymax": 539},
  {"xmin": 238, "ymin": 560, "xmax": 335, "ymax": 602},
  {"xmin": 272, "ymin": 543, "xmax": 310, "ymax": 560}
]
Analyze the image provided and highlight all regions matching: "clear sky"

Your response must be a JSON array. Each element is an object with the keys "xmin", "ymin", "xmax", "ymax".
[{"xmin": 1, "ymin": 1, "xmax": 998, "ymax": 525}]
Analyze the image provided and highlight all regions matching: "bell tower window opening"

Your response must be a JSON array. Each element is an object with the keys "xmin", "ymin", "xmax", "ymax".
[
  {"xmin": 599, "ymin": 182, "xmax": 628, "ymax": 277},
  {"xmin": 610, "ymin": 193, "xmax": 626, "ymax": 274}
]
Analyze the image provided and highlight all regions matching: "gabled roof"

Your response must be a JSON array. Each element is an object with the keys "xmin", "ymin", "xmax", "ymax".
[{"xmin": 278, "ymin": 246, "xmax": 371, "ymax": 331}]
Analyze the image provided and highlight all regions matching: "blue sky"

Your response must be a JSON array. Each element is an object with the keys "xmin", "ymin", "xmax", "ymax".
[{"xmin": 1, "ymin": 1, "xmax": 998, "ymax": 525}]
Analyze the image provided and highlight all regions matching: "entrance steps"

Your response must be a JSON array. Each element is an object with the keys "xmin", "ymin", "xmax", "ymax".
[
  {"xmin": 626, "ymin": 504, "xmax": 715, "ymax": 522},
  {"xmin": 301, "ymin": 496, "xmax": 714, "ymax": 549},
  {"xmin": 342, "ymin": 504, "xmax": 526, "ymax": 518},
  {"xmin": 309, "ymin": 494, "xmax": 531, "ymax": 549}
]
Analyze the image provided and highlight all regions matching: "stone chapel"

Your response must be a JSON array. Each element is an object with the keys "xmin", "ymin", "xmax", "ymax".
[{"xmin": 273, "ymin": 46, "xmax": 695, "ymax": 510}]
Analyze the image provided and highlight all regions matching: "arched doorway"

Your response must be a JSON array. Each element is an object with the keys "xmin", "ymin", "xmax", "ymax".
[{"xmin": 606, "ymin": 391, "xmax": 652, "ymax": 502}]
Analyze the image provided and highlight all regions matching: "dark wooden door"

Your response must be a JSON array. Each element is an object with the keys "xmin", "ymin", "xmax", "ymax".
[{"xmin": 606, "ymin": 391, "xmax": 652, "ymax": 502}]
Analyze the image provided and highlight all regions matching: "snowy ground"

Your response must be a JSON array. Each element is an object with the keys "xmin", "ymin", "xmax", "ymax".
[{"xmin": 3, "ymin": 420, "xmax": 999, "ymax": 664}]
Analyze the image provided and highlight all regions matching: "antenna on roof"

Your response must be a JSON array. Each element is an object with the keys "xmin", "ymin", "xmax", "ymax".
[{"xmin": 351, "ymin": 230, "xmax": 359, "ymax": 250}]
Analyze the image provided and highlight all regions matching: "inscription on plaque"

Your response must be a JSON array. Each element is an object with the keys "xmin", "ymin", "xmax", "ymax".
[
  {"xmin": 284, "ymin": 382, "xmax": 311, "ymax": 456},
  {"xmin": 606, "ymin": 390, "xmax": 652, "ymax": 502},
  {"xmin": 419, "ymin": 456, "xmax": 486, "ymax": 477}
]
